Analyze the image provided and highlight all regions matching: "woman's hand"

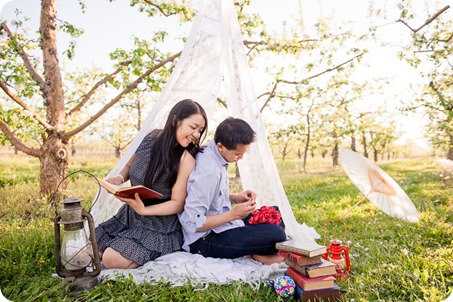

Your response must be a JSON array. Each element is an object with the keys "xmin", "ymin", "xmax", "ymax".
[
  {"xmin": 116, "ymin": 193, "xmax": 146, "ymax": 215},
  {"xmin": 105, "ymin": 175, "xmax": 124, "ymax": 186}
]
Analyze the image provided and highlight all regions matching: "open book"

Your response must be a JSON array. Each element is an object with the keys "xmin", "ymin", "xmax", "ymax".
[{"xmin": 99, "ymin": 179, "xmax": 163, "ymax": 199}]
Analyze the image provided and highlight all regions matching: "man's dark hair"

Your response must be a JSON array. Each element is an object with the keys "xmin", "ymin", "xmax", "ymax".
[{"xmin": 214, "ymin": 117, "xmax": 256, "ymax": 150}]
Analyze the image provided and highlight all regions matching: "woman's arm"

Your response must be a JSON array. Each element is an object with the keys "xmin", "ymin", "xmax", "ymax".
[
  {"xmin": 106, "ymin": 154, "xmax": 136, "ymax": 185},
  {"xmin": 106, "ymin": 129, "xmax": 156, "ymax": 185},
  {"xmin": 118, "ymin": 150, "xmax": 195, "ymax": 216}
]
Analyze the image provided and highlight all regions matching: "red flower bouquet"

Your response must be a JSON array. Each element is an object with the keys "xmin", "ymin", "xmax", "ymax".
[{"xmin": 248, "ymin": 206, "xmax": 282, "ymax": 225}]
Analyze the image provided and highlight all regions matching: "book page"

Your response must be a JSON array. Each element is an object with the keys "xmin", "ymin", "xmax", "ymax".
[
  {"xmin": 98, "ymin": 179, "xmax": 163, "ymax": 199},
  {"xmin": 98, "ymin": 179, "xmax": 121, "ymax": 195}
]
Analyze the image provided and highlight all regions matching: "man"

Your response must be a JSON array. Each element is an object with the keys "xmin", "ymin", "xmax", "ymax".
[{"xmin": 179, "ymin": 117, "xmax": 286, "ymax": 265}]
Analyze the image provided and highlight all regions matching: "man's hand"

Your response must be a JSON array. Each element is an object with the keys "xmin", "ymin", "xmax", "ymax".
[
  {"xmin": 230, "ymin": 199, "xmax": 256, "ymax": 219},
  {"xmin": 234, "ymin": 190, "xmax": 257, "ymax": 204},
  {"xmin": 196, "ymin": 194, "xmax": 257, "ymax": 232}
]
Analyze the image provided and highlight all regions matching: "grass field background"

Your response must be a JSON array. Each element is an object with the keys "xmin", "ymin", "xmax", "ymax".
[{"xmin": 0, "ymin": 154, "xmax": 452, "ymax": 301}]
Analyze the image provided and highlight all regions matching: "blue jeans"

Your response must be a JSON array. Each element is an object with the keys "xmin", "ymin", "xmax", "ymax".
[{"xmin": 190, "ymin": 223, "xmax": 286, "ymax": 259}]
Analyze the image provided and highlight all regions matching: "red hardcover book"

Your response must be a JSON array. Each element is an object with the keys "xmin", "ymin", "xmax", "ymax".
[
  {"xmin": 287, "ymin": 267, "xmax": 335, "ymax": 291},
  {"xmin": 278, "ymin": 250, "xmax": 289, "ymax": 258},
  {"xmin": 287, "ymin": 252, "xmax": 323, "ymax": 266},
  {"xmin": 286, "ymin": 258, "xmax": 336, "ymax": 278},
  {"xmin": 99, "ymin": 179, "xmax": 163, "ymax": 199}
]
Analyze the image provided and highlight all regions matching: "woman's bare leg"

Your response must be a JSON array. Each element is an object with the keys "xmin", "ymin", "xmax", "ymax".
[{"xmin": 102, "ymin": 247, "xmax": 139, "ymax": 269}]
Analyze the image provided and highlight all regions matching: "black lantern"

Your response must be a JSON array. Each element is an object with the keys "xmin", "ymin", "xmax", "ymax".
[{"xmin": 54, "ymin": 197, "xmax": 101, "ymax": 295}]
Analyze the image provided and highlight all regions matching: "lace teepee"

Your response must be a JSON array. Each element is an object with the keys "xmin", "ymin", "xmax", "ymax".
[{"xmin": 90, "ymin": 0, "xmax": 319, "ymax": 243}]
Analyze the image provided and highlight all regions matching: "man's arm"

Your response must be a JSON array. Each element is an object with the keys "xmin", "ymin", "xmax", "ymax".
[
  {"xmin": 196, "ymin": 199, "xmax": 256, "ymax": 231},
  {"xmin": 179, "ymin": 163, "xmax": 219, "ymax": 234}
]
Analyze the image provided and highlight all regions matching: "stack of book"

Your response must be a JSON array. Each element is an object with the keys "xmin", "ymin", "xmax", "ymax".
[{"xmin": 276, "ymin": 240, "xmax": 341, "ymax": 302}]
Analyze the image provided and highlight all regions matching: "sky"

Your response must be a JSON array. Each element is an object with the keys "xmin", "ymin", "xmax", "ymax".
[{"xmin": 1, "ymin": 0, "xmax": 449, "ymax": 150}]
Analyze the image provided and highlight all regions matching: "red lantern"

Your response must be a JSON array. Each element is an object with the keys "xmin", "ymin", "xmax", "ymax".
[{"xmin": 323, "ymin": 218, "xmax": 351, "ymax": 281}]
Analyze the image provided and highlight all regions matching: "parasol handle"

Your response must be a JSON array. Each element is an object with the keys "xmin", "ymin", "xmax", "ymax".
[{"xmin": 340, "ymin": 190, "xmax": 372, "ymax": 218}]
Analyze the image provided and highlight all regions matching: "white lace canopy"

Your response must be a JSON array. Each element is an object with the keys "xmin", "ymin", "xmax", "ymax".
[{"xmin": 90, "ymin": 0, "xmax": 320, "ymax": 286}]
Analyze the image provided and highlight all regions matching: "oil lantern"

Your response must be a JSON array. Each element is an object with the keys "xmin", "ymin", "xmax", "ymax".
[
  {"xmin": 323, "ymin": 218, "xmax": 351, "ymax": 280},
  {"xmin": 54, "ymin": 197, "xmax": 101, "ymax": 295}
]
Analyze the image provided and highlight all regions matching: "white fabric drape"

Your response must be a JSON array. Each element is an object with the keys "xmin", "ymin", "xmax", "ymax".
[
  {"xmin": 99, "ymin": 251, "xmax": 288, "ymax": 289},
  {"xmin": 90, "ymin": 0, "xmax": 320, "ymax": 285}
]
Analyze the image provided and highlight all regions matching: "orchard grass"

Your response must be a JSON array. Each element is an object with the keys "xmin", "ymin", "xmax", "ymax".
[{"xmin": 0, "ymin": 155, "xmax": 452, "ymax": 301}]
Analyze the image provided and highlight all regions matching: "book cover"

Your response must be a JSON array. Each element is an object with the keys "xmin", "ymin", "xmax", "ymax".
[
  {"xmin": 278, "ymin": 250, "xmax": 289, "ymax": 258},
  {"xmin": 295, "ymin": 282, "xmax": 341, "ymax": 302},
  {"xmin": 287, "ymin": 267, "xmax": 335, "ymax": 291},
  {"xmin": 99, "ymin": 179, "xmax": 163, "ymax": 199},
  {"xmin": 276, "ymin": 240, "xmax": 326, "ymax": 258},
  {"xmin": 287, "ymin": 252, "xmax": 323, "ymax": 266},
  {"xmin": 286, "ymin": 258, "xmax": 336, "ymax": 278}
]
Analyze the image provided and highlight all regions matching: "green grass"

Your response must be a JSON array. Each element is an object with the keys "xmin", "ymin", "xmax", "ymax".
[{"xmin": 1, "ymin": 155, "xmax": 452, "ymax": 301}]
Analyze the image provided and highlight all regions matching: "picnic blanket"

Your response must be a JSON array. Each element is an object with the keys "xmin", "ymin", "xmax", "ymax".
[{"xmin": 98, "ymin": 251, "xmax": 287, "ymax": 289}]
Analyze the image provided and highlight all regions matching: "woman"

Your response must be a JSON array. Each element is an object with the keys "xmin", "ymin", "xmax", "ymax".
[{"xmin": 96, "ymin": 99, "xmax": 208, "ymax": 269}]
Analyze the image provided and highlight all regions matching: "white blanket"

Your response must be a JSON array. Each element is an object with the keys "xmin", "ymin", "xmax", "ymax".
[{"xmin": 99, "ymin": 251, "xmax": 287, "ymax": 289}]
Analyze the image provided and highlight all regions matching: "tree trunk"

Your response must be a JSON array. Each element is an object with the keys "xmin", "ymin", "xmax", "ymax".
[
  {"xmin": 70, "ymin": 139, "xmax": 76, "ymax": 156},
  {"xmin": 332, "ymin": 143, "xmax": 339, "ymax": 167},
  {"xmin": 448, "ymin": 147, "xmax": 453, "ymax": 160},
  {"xmin": 40, "ymin": 136, "xmax": 68, "ymax": 196},
  {"xmin": 351, "ymin": 136, "xmax": 356, "ymax": 151},
  {"xmin": 362, "ymin": 131, "xmax": 368, "ymax": 158},
  {"xmin": 39, "ymin": 0, "xmax": 68, "ymax": 196},
  {"xmin": 374, "ymin": 149, "xmax": 378, "ymax": 162},
  {"xmin": 302, "ymin": 129, "xmax": 310, "ymax": 173},
  {"xmin": 281, "ymin": 140, "xmax": 290, "ymax": 161},
  {"xmin": 303, "ymin": 104, "xmax": 312, "ymax": 173},
  {"xmin": 115, "ymin": 146, "xmax": 121, "ymax": 158},
  {"xmin": 448, "ymin": 134, "xmax": 453, "ymax": 160}
]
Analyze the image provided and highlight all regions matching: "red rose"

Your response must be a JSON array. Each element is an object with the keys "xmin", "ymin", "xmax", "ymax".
[{"xmin": 248, "ymin": 205, "xmax": 281, "ymax": 225}]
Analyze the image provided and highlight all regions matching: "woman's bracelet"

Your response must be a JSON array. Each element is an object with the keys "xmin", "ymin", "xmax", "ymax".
[{"xmin": 116, "ymin": 174, "xmax": 125, "ymax": 184}]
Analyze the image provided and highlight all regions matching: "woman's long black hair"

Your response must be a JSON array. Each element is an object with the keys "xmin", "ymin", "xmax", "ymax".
[{"xmin": 144, "ymin": 99, "xmax": 208, "ymax": 189}]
